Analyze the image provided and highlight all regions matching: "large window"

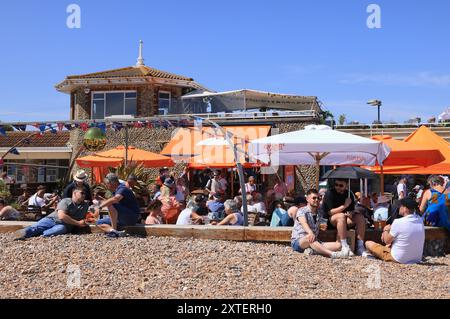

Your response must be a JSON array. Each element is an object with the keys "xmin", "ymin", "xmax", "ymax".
[
  {"xmin": 46, "ymin": 160, "xmax": 58, "ymax": 182},
  {"xmin": 158, "ymin": 91, "xmax": 171, "ymax": 115},
  {"xmin": 92, "ymin": 91, "xmax": 137, "ymax": 119}
]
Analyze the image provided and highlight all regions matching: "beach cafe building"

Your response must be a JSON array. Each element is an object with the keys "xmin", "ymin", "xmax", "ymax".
[{"xmin": 1, "ymin": 42, "xmax": 323, "ymax": 194}]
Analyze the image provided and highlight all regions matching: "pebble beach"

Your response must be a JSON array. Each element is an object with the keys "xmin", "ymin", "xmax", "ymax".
[{"xmin": 0, "ymin": 233, "xmax": 448, "ymax": 299}]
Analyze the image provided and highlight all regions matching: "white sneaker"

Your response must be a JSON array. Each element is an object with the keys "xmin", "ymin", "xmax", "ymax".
[
  {"xmin": 342, "ymin": 246, "xmax": 354, "ymax": 257},
  {"xmin": 331, "ymin": 250, "xmax": 349, "ymax": 259},
  {"xmin": 361, "ymin": 250, "xmax": 375, "ymax": 258},
  {"xmin": 356, "ymin": 248, "xmax": 368, "ymax": 256},
  {"xmin": 304, "ymin": 248, "xmax": 315, "ymax": 256}
]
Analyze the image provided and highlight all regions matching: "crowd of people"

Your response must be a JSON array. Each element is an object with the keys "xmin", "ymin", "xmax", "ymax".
[{"xmin": 1, "ymin": 168, "xmax": 449, "ymax": 264}]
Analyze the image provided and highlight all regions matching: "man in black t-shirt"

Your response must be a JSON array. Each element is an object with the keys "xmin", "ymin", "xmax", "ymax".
[{"xmin": 321, "ymin": 179, "xmax": 367, "ymax": 256}]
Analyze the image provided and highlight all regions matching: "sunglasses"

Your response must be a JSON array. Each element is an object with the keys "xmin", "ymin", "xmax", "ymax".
[
  {"xmin": 311, "ymin": 196, "xmax": 320, "ymax": 200},
  {"xmin": 335, "ymin": 183, "xmax": 345, "ymax": 188}
]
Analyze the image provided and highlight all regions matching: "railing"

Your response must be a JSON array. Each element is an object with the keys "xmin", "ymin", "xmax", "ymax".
[
  {"xmin": 0, "ymin": 110, "xmax": 319, "ymax": 126},
  {"xmin": 334, "ymin": 122, "xmax": 450, "ymax": 130}
]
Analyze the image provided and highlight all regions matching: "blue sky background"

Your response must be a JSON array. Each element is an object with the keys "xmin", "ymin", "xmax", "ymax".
[{"xmin": 0, "ymin": 0, "xmax": 449, "ymax": 124}]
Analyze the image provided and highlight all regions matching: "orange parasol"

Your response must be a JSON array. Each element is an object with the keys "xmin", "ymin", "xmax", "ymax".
[{"xmin": 76, "ymin": 145, "xmax": 174, "ymax": 168}]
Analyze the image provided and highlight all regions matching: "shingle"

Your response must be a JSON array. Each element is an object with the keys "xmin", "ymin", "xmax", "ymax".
[{"xmin": 0, "ymin": 131, "xmax": 70, "ymax": 148}]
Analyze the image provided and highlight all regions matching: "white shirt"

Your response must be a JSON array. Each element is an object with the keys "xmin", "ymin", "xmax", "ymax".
[
  {"xmin": 390, "ymin": 214, "xmax": 425, "ymax": 264},
  {"xmin": 252, "ymin": 202, "xmax": 267, "ymax": 216},
  {"xmin": 28, "ymin": 194, "xmax": 46, "ymax": 208},
  {"xmin": 397, "ymin": 183, "xmax": 407, "ymax": 199},
  {"xmin": 176, "ymin": 208, "xmax": 193, "ymax": 225},
  {"xmin": 241, "ymin": 204, "xmax": 257, "ymax": 213}
]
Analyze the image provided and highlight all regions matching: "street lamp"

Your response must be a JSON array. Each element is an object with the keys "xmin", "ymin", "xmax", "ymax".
[
  {"xmin": 191, "ymin": 116, "xmax": 249, "ymax": 226},
  {"xmin": 367, "ymin": 99, "xmax": 382, "ymax": 123}
]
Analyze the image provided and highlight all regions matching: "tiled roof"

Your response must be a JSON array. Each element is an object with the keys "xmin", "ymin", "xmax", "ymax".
[
  {"xmin": 66, "ymin": 66, "xmax": 194, "ymax": 81},
  {"xmin": 0, "ymin": 131, "xmax": 70, "ymax": 148}
]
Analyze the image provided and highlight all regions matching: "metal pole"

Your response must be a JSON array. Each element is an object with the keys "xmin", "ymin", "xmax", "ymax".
[
  {"xmin": 378, "ymin": 105, "xmax": 381, "ymax": 123},
  {"xmin": 124, "ymin": 126, "xmax": 129, "ymax": 168},
  {"xmin": 192, "ymin": 116, "xmax": 248, "ymax": 226}
]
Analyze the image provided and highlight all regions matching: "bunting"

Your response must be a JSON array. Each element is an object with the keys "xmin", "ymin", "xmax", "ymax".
[
  {"xmin": 13, "ymin": 125, "xmax": 26, "ymax": 131},
  {"xmin": 0, "ymin": 117, "xmax": 210, "ymax": 136},
  {"xmin": 10, "ymin": 147, "xmax": 20, "ymax": 155}
]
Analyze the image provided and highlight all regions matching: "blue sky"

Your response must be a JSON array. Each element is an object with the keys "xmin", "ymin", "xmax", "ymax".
[{"xmin": 0, "ymin": 0, "xmax": 449, "ymax": 124}]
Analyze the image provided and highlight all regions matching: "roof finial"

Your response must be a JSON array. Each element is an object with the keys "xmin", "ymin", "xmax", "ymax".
[{"xmin": 136, "ymin": 40, "xmax": 145, "ymax": 66}]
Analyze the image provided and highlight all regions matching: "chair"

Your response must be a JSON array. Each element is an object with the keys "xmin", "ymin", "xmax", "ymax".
[
  {"xmin": 383, "ymin": 192, "xmax": 394, "ymax": 204},
  {"xmin": 247, "ymin": 212, "xmax": 259, "ymax": 226}
]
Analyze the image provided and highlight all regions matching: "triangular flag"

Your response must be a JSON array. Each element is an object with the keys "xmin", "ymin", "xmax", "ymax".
[
  {"xmin": 47, "ymin": 124, "xmax": 57, "ymax": 134},
  {"xmin": 133, "ymin": 121, "xmax": 144, "ymax": 128},
  {"xmin": 39, "ymin": 125, "xmax": 46, "ymax": 133},
  {"xmin": 112, "ymin": 122, "xmax": 123, "ymax": 131},
  {"xmin": 0, "ymin": 127, "xmax": 6, "ymax": 136},
  {"xmin": 79, "ymin": 123, "xmax": 89, "ymax": 132},
  {"xmin": 57, "ymin": 123, "xmax": 64, "ymax": 131},
  {"xmin": 13, "ymin": 125, "xmax": 26, "ymax": 131},
  {"xmin": 64, "ymin": 124, "xmax": 73, "ymax": 131},
  {"xmin": 10, "ymin": 147, "xmax": 20, "ymax": 155},
  {"xmin": 146, "ymin": 121, "xmax": 153, "ymax": 129},
  {"xmin": 97, "ymin": 122, "xmax": 106, "ymax": 133}
]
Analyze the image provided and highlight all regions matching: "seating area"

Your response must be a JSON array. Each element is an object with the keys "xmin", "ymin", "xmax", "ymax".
[{"xmin": 1, "ymin": 221, "xmax": 447, "ymax": 256}]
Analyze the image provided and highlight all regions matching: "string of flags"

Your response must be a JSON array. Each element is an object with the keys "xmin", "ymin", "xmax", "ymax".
[{"xmin": 0, "ymin": 119, "xmax": 192, "ymax": 137}]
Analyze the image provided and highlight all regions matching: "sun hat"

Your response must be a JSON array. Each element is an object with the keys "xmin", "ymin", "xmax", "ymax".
[{"xmin": 73, "ymin": 170, "xmax": 87, "ymax": 182}]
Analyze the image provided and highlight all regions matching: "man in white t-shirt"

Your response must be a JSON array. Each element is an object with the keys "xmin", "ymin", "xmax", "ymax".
[
  {"xmin": 397, "ymin": 177, "xmax": 407, "ymax": 200},
  {"xmin": 365, "ymin": 197, "xmax": 425, "ymax": 264}
]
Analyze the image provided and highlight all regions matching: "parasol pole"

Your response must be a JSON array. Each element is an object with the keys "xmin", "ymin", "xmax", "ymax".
[
  {"xmin": 360, "ymin": 179, "xmax": 363, "ymax": 195},
  {"xmin": 308, "ymin": 152, "xmax": 329, "ymax": 191},
  {"xmin": 348, "ymin": 178, "xmax": 351, "ymax": 198},
  {"xmin": 380, "ymin": 165, "xmax": 385, "ymax": 194},
  {"xmin": 315, "ymin": 157, "xmax": 320, "ymax": 190},
  {"xmin": 364, "ymin": 178, "xmax": 368, "ymax": 197}
]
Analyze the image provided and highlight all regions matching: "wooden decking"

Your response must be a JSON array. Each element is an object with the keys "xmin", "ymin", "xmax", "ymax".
[{"xmin": 1, "ymin": 221, "xmax": 447, "ymax": 252}]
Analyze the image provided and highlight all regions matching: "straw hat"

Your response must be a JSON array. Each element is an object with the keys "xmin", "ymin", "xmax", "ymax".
[
  {"xmin": 377, "ymin": 195, "xmax": 390, "ymax": 204},
  {"xmin": 73, "ymin": 170, "xmax": 87, "ymax": 182}
]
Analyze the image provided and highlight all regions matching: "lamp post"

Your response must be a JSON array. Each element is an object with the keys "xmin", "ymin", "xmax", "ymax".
[
  {"xmin": 367, "ymin": 99, "xmax": 382, "ymax": 123},
  {"xmin": 191, "ymin": 116, "xmax": 249, "ymax": 226}
]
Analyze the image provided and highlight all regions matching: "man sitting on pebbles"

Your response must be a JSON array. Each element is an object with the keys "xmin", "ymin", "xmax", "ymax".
[
  {"xmin": 14, "ymin": 188, "xmax": 90, "ymax": 239},
  {"xmin": 365, "ymin": 198, "xmax": 425, "ymax": 264},
  {"xmin": 94, "ymin": 173, "xmax": 140, "ymax": 238},
  {"xmin": 291, "ymin": 189, "xmax": 349, "ymax": 258},
  {"xmin": 0, "ymin": 198, "xmax": 21, "ymax": 220}
]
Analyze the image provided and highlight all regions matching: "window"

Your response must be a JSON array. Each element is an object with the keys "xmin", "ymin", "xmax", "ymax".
[
  {"xmin": 6, "ymin": 161, "xmax": 26, "ymax": 183},
  {"xmin": 158, "ymin": 91, "xmax": 171, "ymax": 115},
  {"xmin": 92, "ymin": 91, "xmax": 137, "ymax": 119},
  {"xmin": 46, "ymin": 160, "xmax": 57, "ymax": 182}
]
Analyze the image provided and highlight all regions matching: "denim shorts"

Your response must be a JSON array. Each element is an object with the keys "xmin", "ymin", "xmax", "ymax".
[
  {"xmin": 291, "ymin": 239, "xmax": 306, "ymax": 253},
  {"xmin": 291, "ymin": 237, "xmax": 322, "ymax": 253}
]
